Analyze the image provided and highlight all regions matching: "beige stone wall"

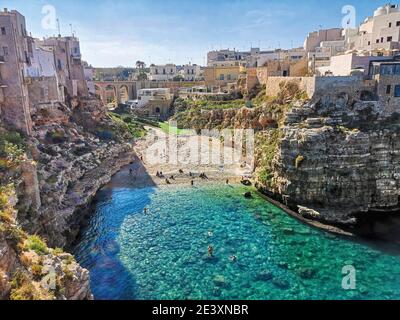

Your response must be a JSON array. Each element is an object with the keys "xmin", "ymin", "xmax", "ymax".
[
  {"xmin": 265, "ymin": 76, "xmax": 316, "ymax": 98},
  {"xmin": 290, "ymin": 59, "xmax": 309, "ymax": 77},
  {"xmin": 246, "ymin": 67, "xmax": 259, "ymax": 91},
  {"xmin": 265, "ymin": 75, "xmax": 379, "ymax": 101},
  {"xmin": 27, "ymin": 77, "xmax": 61, "ymax": 110}
]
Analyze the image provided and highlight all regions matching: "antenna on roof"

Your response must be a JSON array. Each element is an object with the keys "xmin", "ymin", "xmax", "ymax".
[{"xmin": 57, "ymin": 18, "xmax": 61, "ymax": 37}]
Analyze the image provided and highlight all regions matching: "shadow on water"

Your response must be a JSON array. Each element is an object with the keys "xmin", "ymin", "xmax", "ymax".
[
  {"xmin": 72, "ymin": 158, "xmax": 157, "ymax": 300},
  {"xmin": 348, "ymin": 211, "xmax": 400, "ymax": 256}
]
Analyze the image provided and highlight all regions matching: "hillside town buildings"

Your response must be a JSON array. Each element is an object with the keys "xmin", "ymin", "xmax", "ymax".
[
  {"xmin": 346, "ymin": 3, "xmax": 400, "ymax": 52},
  {"xmin": 4, "ymin": 3, "xmax": 400, "ymax": 134},
  {"xmin": 0, "ymin": 8, "xmax": 88, "ymax": 135},
  {"xmin": 149, "ymin": 64, "xmax": 177, "ymax": 81}
]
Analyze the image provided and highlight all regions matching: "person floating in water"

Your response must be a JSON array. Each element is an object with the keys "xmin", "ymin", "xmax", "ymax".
[
  {"xmin": 208, "ymin": 245, "xmax": 214, "ymax": 257},
  {"xmin": 207, "ymin": 231, "xmax": 213, "ymax": 237},
  {"xmin": 230, "ymin": 255, "xmax": 237, "ymax": 262},
  {"xmin": 143, "ymin": 208, "xmax": 149, "ymax": 214},
  {"xmin": 129, "ymin": 169, "xmax": 133, "ymax": 175}
]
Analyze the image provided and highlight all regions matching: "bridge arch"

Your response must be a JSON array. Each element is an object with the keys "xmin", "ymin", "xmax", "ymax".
[
  {"xmin": 105, "ymin": 85, "xmax": 117, "ymax": 109},
  {"xmin": 119, "ymin": 84, "xmax": 129, "ymax": 104}
]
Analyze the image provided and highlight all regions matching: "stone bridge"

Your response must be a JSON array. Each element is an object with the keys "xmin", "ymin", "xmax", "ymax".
[
  {"xmin": 94, "ymin": 81, "xmax": 136, "ymax": 106},
  {"xmin": 94, "ymin": 80, "xmax": 206, "ymax": 106}
]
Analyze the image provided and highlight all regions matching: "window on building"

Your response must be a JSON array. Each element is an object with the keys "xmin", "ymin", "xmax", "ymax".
[
  {"xmin": 381, "ymin": 37, "xmax": 384, "ymax": 43},
  {"xmin": 388, "ymin": 36, "xmax": 393, "ymax": 42},
  {"xmin": 386, "ymin": 85, "xmax": 391, "ymax": 94},
  {"xmin": 368, "ymin": 41, "xmax": 371, "ymax": 46},
  {"xmin": 395, "ymin": 85, "xmax": 400, "ymax": 97},
  {"xmin": 57, "ymin": 59, "xmax": 62, "ymax": 71},
  {"xmin": 163, "ymin": 69, "xmax": 166, "ymax": 74},
  {"xmin": 397, "ymin": 21, "xmax": 400, "ymax": 26},
  {"xmin": 155, "ymin": 69, "xmax": 158, "ymax": 74},
  {"xmin": 219, "ymin": 74, "xmax": 225, "ymax": 81},
  {"xmin": 389, "ymin": 22, "xmax": 392, "ymax": 28},
  {"xmin": 227, "ymin": 74, "xmax": 231, "ymax": 81},
  {"xmin": 1, "ymin": 27, "xmax": 5, "ymax": 35},
  {"xmin": 376, "ymin": 39, "xmax": 380, "ymax": 43},
  {"xmin": 2, "ymin": 47, "xmax": 8, "ymax": 56}
]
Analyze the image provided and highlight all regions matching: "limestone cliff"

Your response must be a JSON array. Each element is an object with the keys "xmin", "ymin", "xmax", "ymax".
[
  {"xmin": 261, "ymin": 92, "xmax": 400, "ymax": 224},
  {"xmin": 25, "ymin": 98, "xmax": 143, "ymax": 247},
  {"xmin": 173, "ymin": 85, "xmax": 400, "ymax": 226},
  {"xmin": 1, "ymin": 97, "xmax": 143, "ymax": 299},
  {"xmin": 0, "ymin": 167, "xmax": 92, "ymax": 300}
]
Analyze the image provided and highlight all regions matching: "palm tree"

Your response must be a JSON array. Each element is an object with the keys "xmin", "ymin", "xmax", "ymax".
[{"xmin": 136, "ymin": 61, "xmax": 145, "ymax": 69}]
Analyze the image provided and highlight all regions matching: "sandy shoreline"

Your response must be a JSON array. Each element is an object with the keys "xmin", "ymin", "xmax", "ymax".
[{"xmin": 107, "ymin": 126, "xmax": 252, "ymax": 189}]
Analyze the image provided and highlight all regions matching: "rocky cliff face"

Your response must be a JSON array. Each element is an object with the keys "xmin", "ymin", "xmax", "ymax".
[
  {"xmin": 1, "ymin": 97, "xmax": 139, "ymax": 299},
  {"xmin": 21, "ymin": 98, "xmax": 138, "ymax": 248},
  {"xmin": 263, "ymin": 92, "xmax": 400, "ymax": 224},
  {"xmin": 0, "ymin": 183, "xmax": 92, "ymax": 300}
]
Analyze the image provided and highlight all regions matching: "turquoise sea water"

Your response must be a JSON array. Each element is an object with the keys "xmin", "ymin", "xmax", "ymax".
[{"xmin": 73, "ymin": 183, "xmax": 400, "ymax": 300}]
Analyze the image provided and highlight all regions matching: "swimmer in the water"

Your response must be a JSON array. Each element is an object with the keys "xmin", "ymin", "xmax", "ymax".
[
  {"xmin": 208, "ymin": 245, "xmax": 214, "ymax": 257},
  {"xmin": 207, "ymin": 231, "xmax": 213, "ymax": 237},
  {"xmin": 230, "ymin": 255, "xmax": 238, "ymax": 262}
]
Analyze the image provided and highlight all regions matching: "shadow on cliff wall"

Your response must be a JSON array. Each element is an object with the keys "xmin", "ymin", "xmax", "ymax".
[{"xmin": 71, "ymin": 158, "xmax": 157, "ymax": 300}]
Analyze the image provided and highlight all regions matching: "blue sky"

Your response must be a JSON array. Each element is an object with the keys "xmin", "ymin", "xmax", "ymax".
[{"xmin": 1, "ymin": 0, "xmax": 390, "ymax": 67}]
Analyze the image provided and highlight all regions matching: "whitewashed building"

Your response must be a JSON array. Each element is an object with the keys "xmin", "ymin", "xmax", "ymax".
[
  {"xmin": 346, "ymin": 4, "xmax": 400, "ymax": 52},
  {"xmin": 149, "ymin": 64, "xmax": 177, "ymax": 81}
]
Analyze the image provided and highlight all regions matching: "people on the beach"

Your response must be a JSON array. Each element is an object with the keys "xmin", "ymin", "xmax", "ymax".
[
  {"xmin": 166, "ymin": 178, "xmax": 171, "ymax": 185},
  {"xmin": 179, "ymin": 169, "xmax": 184, "ymax": 174},
  {"xmin": 208, "ymin": 245, "xmax": 214, "ymax": 257},
  {"xmin": 191, "ymin": 180, "xmax": 194, "ymax": 186},
  {"xmin": 170, "ymin": 175, "xmax": 175, "ymax": 180},
  {"xmin": 199, "ymin": 172, "xmax": 208, "ymax": 180},
  {"xmin": 226, "ymin": 179, "xmax": 229, "ymax": 184},
  {"xmin": 156, "ymin": 171, "xmax": 160, "ymax": 177}
]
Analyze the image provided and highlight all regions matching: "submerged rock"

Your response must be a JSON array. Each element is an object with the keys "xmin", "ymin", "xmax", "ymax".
[
  {"xmin": 244, "ymin": 192, "xmax": 252, "ymax": 199},
  {"xmin": 297, "ymin": 268, "xmax": 318, "ymax": 279},
  {"xmin": 213, "ymin": 275, "xmax": 230, "ymax": 288},
  {"xmin": 255, "ymin": 271, "xmax": 273, "ymax": 282},
  {"xmin": 272, "ymin": 277, "xmax": 290, "ymax": 290}
]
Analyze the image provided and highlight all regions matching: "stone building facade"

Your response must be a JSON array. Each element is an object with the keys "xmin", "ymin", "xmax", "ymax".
[
  {"xmin": 0, "ymin": 9, "xmax": 34, "ymax": 134},
  {"xmin": 0, "ymin": 9, "xmax": 88, "ymax": 135}
]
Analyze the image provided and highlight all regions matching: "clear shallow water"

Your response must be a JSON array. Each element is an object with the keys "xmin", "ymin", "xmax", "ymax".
[{"xmin": 73, "ymin": 183, "xmax": 400, "ymax": 300}]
